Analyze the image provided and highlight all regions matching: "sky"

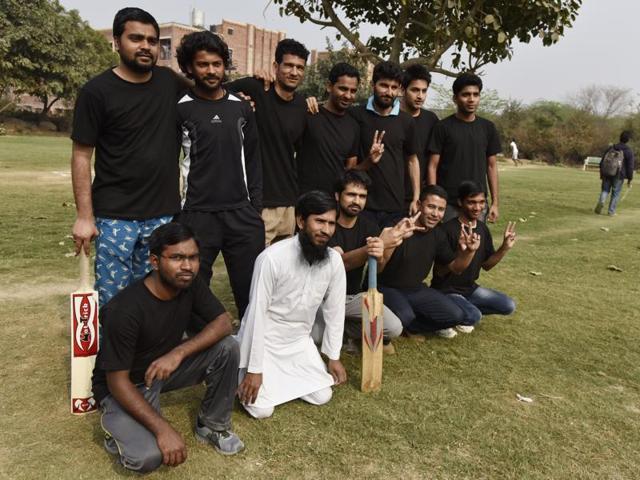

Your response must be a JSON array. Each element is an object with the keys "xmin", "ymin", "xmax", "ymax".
[{"xmin": 59, "ymin": 0, "xmax": 639, "ymax": 105}]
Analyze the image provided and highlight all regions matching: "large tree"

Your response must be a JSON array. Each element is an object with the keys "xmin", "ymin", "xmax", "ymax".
[
  {"xmin": 0, "ymin": 0, "xmax": 116, "ymax": 116},
  {"xmin": 272, "ymin": 0, "xmax": 582, "ymax": 76}
]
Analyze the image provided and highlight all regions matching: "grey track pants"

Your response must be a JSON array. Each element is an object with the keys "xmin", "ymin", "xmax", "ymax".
[{"xmin": 99, "ymin": 336, "xmax": 240, "ymax": 473}]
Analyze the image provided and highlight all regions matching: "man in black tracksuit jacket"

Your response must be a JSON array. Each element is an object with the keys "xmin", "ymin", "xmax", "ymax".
[{"xmin": 175, "ymin": 31, "xmax": 264, "ymax": 319}]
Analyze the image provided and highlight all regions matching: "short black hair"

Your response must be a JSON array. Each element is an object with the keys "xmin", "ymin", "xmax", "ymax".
[
  {"xmin": 328, "ymin": 62, "xmax": 360, "ymax": 84},
  {"xmin": 149, "ymin": 222, "xmax": 199, "ymax": 258},
  {"xmin": 113, "ymin": 7, "xmax": 159, "ymax": 39},
  {"xmin": 275, "ymin": 38, "xmax": 309, "ymax": 64},
  {"xmin": 372, "ymin": 61, "xmax": 403, "ymax": 84},
  {"xmin": 457, "ymin": 181, "xmax": 486, "ymax": 202},
  {"xmin": 419, "ymin": 184, "xmax": 448, "ymax": 202},
  {"xmin": 177, "ymin": 31, "xmax": 230, "ymax": 75},
  {"xmin": 335, "ymin": 170, "xmax": 371, "ymax": 194},
  {"xmin": 620, "ymin": 130, "xmax": 632, "ymax": 143},
  {"xmin": 295, "ymin": 190, "xmax": 337, "ymax": 220},
  {"xmin": 452, "ymin": 72, "xmax": 483, "ymax": 96},
  {"xmin": 402, "ymin": 64, "xmax": 432, "ymax": 89}
]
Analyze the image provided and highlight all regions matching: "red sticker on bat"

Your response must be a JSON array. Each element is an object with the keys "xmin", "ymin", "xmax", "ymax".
[
  {"xmin": 72, "ymin": 293, "xmax": 98, "ymax": 357},
  {"xmin": 363, "ymin": 297, "xmax": 383, "ymax": 352},
  {"xmin": 72, "ymin": 396, "xmax": 97, "ymax": 414}
]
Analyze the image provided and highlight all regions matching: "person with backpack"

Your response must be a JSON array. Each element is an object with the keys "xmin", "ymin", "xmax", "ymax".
[{"xmin": 595, "ymin": 131, "xmax": 635, "ymax": 216}]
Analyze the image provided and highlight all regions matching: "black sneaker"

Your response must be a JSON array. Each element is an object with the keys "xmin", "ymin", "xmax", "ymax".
[{"xmin": 195, "ymin": 419, "xmax": 244, "ymax": 456}]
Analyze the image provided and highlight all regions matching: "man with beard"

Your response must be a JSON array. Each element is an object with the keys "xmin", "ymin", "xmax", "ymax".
[
  {"xmin": 432, "ymin": 181, "xmax": 516, "ymax": 330},
  {"xmin": 174, "ymin": 31, "xmax": 263, "ymax": 319},
  {"xmin": 400, "ymin": 65, "xmax": 439, "ymax": 211},
  {"xmin": 71, "ymin": 8, "xmax": 186, "ymax": 305},
  {"xmin": 348, "ymin": 61, "xmax": 421, "ymax": 228},
  {"xmin": 92, "ymin": 223, "xmax": 244, "ymax": 473},
  {"xmin": 236, "ymin": 191, "xmax": 347, "ymax": 419},
  {"xmin": 227, "ymin": 39, "xmax": 310, "ymax": 245},
  {"xmin": 427, "ymin": 73, "xmax": 502, "ymax": 223},
  {"xmin": 379, "ymin": 185, "xmax": 481, "ymax": 339}
]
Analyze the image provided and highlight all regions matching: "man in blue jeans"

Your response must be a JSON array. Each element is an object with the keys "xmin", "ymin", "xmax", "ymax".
[
  {"xmin": 432, "ymin": 181, "xmax": 516, "ymax": 332},
  {"xmin": 595, "ymin": 130, "xmax": 634, "ymax": 216}
]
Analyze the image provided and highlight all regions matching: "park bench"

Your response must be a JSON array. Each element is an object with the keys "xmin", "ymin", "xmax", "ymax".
[{"xmin": 583, "ymin": 156, "xmax": 601, "ymax": 171}]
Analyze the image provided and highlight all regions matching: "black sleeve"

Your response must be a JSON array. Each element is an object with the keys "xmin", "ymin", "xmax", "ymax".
[
  {"xmin": 348, "ymin": 121, "xmax": 360, "ymax": 158},
  {"xmin": 97, "ymin": 304, "xmax": 140, "ymax": 372},
  {"xmin": 427, "ymin": 121, "xmax": 446, "ymax": 154},
  {"xmin": 243, "ymin": 103, "xmax": 263, "ymax": 210},
  {"xmin": 70, "ymin": 87, "xmax": 103, "ymax": 146},
  {"xmin": 226, "ymin": 77, "xmax": 261, "ymax": 99},
  {"xmin": 486, "ymin": 121, "xmax": 502, "ymax": 156},
  {"xmin": 403, "ymin": 116, "xmax": 419, "ymax": 158},
  {"xmin": 435, "ymin": 229, "xmax": 456, "ymax": 265},
  {"xmin": 189, "ymin": 277, "xmax": 226, "ymax": 329}
]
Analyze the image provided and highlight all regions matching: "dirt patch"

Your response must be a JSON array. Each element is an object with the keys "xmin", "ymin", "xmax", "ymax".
[{"xmin": 0, "ymin": 280, "xmax": 77, "ymax": 302}]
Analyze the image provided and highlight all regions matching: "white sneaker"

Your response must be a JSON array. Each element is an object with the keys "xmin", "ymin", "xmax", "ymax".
[
  {"xmin": 435, "ymin": 328, "xmax": 457, "ymax": 338},
  {"xmin": 455, "ymin": 325, "xmax": 475, "ymax": 333}
]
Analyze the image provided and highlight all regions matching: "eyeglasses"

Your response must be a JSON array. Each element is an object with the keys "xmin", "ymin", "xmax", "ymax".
[{"xmin": 161, "ymin": 254, "xmax": 200, "ymax": 263}]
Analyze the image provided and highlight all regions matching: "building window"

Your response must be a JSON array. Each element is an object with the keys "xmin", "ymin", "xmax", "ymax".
[
  {"xmin": 227, "ymin": 27, "xmax": 234, "ymax": 35},
  {"xmin": 160, "ymin": 38, "xmax": 171, "ymax": 60},
  {"xmin": 228, "ymin": 48, "xmax": 235, "ymax": 70}
]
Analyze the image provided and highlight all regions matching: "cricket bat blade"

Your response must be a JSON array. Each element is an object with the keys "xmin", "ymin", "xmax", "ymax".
[{"xmin": 361, "ymin": 257, "xmax": 384, "ymax": 392}]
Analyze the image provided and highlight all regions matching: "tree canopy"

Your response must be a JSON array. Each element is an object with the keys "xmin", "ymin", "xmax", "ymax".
[
  {"xmin": 0, "ymin": 0, "xmax": 116, "ymax": 115},
  {"xmin": 272, "ymin": 0, "xmax": 582, "ymax": 76}
]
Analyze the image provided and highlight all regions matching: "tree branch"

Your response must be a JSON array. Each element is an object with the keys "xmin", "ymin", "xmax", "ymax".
[{"xmin": 389, "ymin": 1, "xmax": 412, "ymax": 63}]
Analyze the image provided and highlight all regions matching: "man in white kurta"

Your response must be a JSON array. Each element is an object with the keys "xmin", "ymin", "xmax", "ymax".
[{"xmin": 236, "ymin": 191, "xmax": 347, "ymax": 419}]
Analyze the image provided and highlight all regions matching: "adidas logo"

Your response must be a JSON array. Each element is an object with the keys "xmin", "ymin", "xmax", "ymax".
[{"xmin": 210, "ymin": 114, "xmax": 222, "ymax": 124}]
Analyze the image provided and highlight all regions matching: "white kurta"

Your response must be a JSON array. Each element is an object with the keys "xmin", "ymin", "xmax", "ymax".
[{"xmin": 236, "ymin": 236, "xmax": 346, "ymax": 409}]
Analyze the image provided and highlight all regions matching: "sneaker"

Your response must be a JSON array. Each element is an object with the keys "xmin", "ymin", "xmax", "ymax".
[
  {"xmin": 103, "ymin": 435, "xmax": 119, "ymax": 456},
  {"xmin": 594, "ymin": 203, "xmax": 604, "ymax": 214},
  {"xmin": 382, "ymin": 341, "xmax": 396, "ymax": 355},
  {"xmin": 455, "ymin": 325, "xmax": 475, "ymax": 334},
  {"xmin": 435, "ymin": 328, "xmax": 457, "ymax": 339},
  {"xmin": 195, "ymin": 419, "xmax": 245, "ymax": 456},
  {"xmin": 342, "ymin": 338, "xmax": 359, "ymax": 355},
  {"xmin": 608, "ymin": 212, "xmax": 617, "ymax": 216}
]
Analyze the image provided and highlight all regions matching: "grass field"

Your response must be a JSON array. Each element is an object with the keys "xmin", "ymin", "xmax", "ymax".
[{"xmin": 1, "ymin": 135, "xmax": 639, "ymax": 480}]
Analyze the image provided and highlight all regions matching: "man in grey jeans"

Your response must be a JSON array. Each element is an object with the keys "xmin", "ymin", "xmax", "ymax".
[{"xmin": 91, "ymin": 223, "xmax": 243, "ymax": 473}]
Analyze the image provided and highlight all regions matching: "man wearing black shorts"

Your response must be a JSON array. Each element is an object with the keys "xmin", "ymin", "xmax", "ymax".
[
  {"xmin": 175, "ymin": 31, "xmax": 263, "ymax": 318},
  {"xmin": 93, "ymin": 223, "xmax": 243, "ymax": 473},
  {"xmin": 427, "ymin": 73, "xmax": 502, "ymax": 223},
  {"xmin": 227, "ymin": 39, "xmax": 309, "ymax": 245}
]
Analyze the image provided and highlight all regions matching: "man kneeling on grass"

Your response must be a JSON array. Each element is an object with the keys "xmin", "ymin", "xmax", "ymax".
[
  {"xmin": 432, "ymin": 181, "xmax": 516, "ymax": 330},
  {"xmin": 92, "ymin": 223, "xmax": 243, "ymax": 474}
]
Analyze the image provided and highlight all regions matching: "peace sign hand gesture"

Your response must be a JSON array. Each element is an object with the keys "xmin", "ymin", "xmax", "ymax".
[
  {"xmin": 503, "ymin": 221, "xmax": 517, "ymax": 249},
  {"xmin": 368, "ymin": 130, "xmax": 385, "ymax": 164}
]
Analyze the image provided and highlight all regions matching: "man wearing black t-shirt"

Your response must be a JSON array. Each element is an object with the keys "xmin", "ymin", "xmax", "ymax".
[
  {"xmin": 427, "ymin": 73, "xmax": 502, "ymax": 223},
  {"xmin": 174, "ymin": 31, "xmax": 264, "ymax": 319},
  {"xmin": 432, "ymin": 181, "xmax": 516, "ymax": 330},
  {"xmin": 227, "ymin": 39, "xmax": 309, "ymax": 245},
  {"xmin": 71, "ymin": 8, "xmax": 184, "ymax": 305},
  {"xmin": 317, "ymin": 171, "xmax": 403, "ymax": 353},
  {"xmin": 92, "ymin": 223, "xmax": 243, "ymax": 473},
  {"xmin": 379, "ymin": 185, "xmax": 481, "ymax": 339},
  {"xmin": 349, "ymin": 61, "xmax": 421, "ymax": 228},
  {"xmin": 400, "ymin": 64, "xmax": 439, "ymax": 210},
  {"xmin": 298, "ymin": 63, "xmax": 361, "ymax": 194}
]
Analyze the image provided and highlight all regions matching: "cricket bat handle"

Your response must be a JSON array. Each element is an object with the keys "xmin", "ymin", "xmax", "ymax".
[
  {"xmin": 367, "ymin": 256, "xmax": 377, "ymax": 290},
  {"xmin": 79, "ymin": 250, "xmax": 91, "ymax": 290}
]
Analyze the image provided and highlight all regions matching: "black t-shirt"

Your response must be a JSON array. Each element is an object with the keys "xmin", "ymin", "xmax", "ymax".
[
  {"xmin": 298, "ymin": 106, "xmax": 360, "ymax": 194},
  {"xmin": 71, "ymin": 67, "xmax": 183, "ymax": 220},
  {"xmin": 405, "ymin": 109, "xmax": 439, "ymax": 203},
  {"xmin": 349, "ymin": 105, "xmax": 418, "ymax": 213},
  {"xmin": 328, "ymin": 216, "xmax": 380, "ymax": 294},
  {"xmin": 177, "ymin": 91, "xmax": 262, "ymax": 211},
  {"xmin": 379, "ymin": 227, "xmax": 456, "ymax": 289},
  {"xmin": 227, "ymin": 78, "xmax": 307, "ymax": 207},
  {"xmin": 428, "ymin": 115, "xmax": 501, "ymax": 204},
  {"xmin": 91, "ymin": 276, "xmax": 225, "ymax": 402},
  {"xmin": 431, "ymin": 218, "xmax": 496, "ymax": 296}
]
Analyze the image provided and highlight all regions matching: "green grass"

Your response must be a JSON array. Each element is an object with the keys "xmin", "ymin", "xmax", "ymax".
[{"xmin": 1, "ymin": 135, "xmax": 639, "ymax": 479}]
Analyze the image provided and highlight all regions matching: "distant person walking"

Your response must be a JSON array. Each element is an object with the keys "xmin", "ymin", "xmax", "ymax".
[
  {"xmin": 509, "ymin": 138, "xmax": 521, "ymax": 166},
  {"xmin": 595, "ymin": 131, "xmax": 634, "ymax": 216}
]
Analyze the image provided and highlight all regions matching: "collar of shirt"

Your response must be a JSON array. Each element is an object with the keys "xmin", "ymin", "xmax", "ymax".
[{"xmin": 366, "ymin": 96, "xmax": 400, "ymax": 116}]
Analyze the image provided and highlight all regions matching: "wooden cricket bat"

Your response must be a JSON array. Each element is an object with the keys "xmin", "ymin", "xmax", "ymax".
[
  {"xmin": 70, "ymin": 251, "xmax": 99, "ymax": 414},
  {"xmin": 361, "ymin": 257, "xmax": 384, "ymax": 392}
]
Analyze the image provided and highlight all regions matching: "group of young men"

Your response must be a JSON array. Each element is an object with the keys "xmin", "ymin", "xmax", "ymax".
[{"xmin": 70, "ymin": 8, "xmax": 518, "ymax": 473}]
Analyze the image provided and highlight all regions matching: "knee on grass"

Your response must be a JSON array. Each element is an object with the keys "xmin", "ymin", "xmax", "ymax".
[
  {"xmin": 120, "ymin": 447, "xmax": 163, "ymax": 474},
  {"xmin": 301, "ymin": 387, "xmax": 333, "ymax": 406},
  {"xmin": 244, "ymin": 404, "xmax": 275, "ymax": 419}
]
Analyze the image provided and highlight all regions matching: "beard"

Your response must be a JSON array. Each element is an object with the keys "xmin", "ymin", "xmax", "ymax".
[
  {"xmin": 120, "ymin": 52, "xmax": 155, "ymax": 73},
  {"xmin": 298, "ymin": 230, "xmax": 329, "ymax": 265},
  {"xmin": 373, "ymin": 93, "xmax": 394, "ymax": 109}
]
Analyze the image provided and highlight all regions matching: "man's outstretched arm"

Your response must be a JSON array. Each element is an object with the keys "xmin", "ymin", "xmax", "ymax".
[{"xmin": 71, "ymin": 141, "xmax": 98, "ymax": 255}]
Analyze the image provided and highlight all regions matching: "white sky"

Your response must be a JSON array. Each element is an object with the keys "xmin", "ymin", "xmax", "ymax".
[{"xmin": 59, "ymin": 0, "xmax": 639, "ymax": 105}]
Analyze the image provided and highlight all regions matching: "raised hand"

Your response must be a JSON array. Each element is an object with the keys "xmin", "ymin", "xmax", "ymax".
[
  {"xmin": 368, "ymin": 130, "xmax": 385, "ymax": 164},
  {"xmin": 393, "ymin": 212, "xmax": 426, "ymax": 240},
  {"xmin": 458, "ymin": 223, "xmax": 480, "ymax": 252},
  {"xmin": 503, "ymin": 221, "xmax": 517, "ymax": 249},
  {"xmin": 306, "ymin": 96, "xmax": 320, "ymax": 114}
]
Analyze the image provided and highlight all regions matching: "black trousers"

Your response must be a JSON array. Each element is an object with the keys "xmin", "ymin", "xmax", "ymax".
[{"xmin": 177, "ymin": 206, "xmax": 264, "ymax": 319}]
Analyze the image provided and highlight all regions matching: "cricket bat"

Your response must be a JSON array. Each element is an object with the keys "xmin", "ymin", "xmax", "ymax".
[
  {"xmin": 70, "ymin": 251, "xmax": 99, "ymax": 414},
  {"xmin": 361, "ymin": 256, "xmax": 384, "ymax": 392}
]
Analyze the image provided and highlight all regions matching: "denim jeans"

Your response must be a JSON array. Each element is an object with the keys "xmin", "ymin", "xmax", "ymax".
[
  {"xmin": 447, "ymin": 286, "xmax": 516, "ymax": 325},
  {"xmin": 598, "ymin": 177, "xmax": 624, "ymax": 214}
]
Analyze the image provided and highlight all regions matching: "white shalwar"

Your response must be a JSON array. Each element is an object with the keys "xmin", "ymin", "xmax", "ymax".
[{"xmin": 236, "ymin": 236, "xmax": 346, "ymax": 409}]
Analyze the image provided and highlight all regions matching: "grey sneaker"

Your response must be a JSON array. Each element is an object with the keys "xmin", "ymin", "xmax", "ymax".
[
  {"xmin": 455, "ymin": 325, "xmax": 475, "ymax": 334},
  {"xmin": 595, "ymin": 203, "xmax": 604, "ymax": 214},
  {"xmin": 435, "ymin": 328, "xmax": 458, "ymax": 339},
  {"xmin": 195, "ymin": 419, "xmax": 245, "ymax": 456}
]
